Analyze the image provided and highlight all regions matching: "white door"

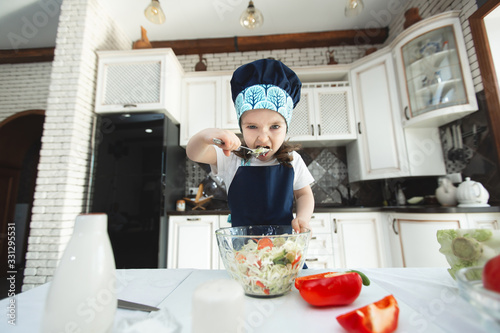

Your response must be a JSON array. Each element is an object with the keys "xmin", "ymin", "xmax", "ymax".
[
  {"xmin": 333, "ymin": 213, "xmax": 384, "ymax": 268},
  {"xmin": 167, "ymin": 216, "xmax": 218, "ymax": 269},
  {"xmin": 347, "ymin": 51, "xmax": 409, "ymax": 181},
  {"xmin": 396, "ymin": 217, "xmax": 461, "ymax": 267},
  {"xmin": 180, "ymin": 77, "xmax": 220, "ymax": 145}
]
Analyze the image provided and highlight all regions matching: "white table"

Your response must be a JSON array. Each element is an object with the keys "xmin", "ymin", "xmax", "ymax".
[{"xmin": 1, "ymin": 268, "xmax": 498, "ymax": 332}]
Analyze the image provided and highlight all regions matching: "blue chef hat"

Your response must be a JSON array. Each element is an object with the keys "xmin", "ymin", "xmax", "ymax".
[{"xmin": 230, "ymin": 59, "xmax": 301, "ymax": 130}]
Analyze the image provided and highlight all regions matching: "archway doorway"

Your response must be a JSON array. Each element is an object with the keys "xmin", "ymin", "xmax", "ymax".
[{"xmin": 0, "ymin": 110, "xmax": 45, "ymax": 296}]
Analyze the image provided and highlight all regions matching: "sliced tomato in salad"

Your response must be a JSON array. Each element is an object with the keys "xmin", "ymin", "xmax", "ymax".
[{"xmin": 257, "ymin": 238, "xmax": 273, "ymax": 250}]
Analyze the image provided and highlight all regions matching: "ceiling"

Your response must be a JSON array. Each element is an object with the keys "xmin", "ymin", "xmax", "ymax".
[{"xmin": 0, "ymin": 0, "xmax": 410, "ymax": 50}]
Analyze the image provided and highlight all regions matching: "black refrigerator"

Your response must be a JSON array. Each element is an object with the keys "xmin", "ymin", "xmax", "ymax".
[{"xmin": 90, "ymin": 113, "xmax": 185, "ymax": 268}]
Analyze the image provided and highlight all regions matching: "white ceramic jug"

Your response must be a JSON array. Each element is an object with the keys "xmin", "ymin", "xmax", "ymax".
[
  {"xmin": 457, "ymin": 177, "xmax": 490, "ymax": 207},
  {"xmin": 41, "ymin": 213, "xmax": 116, "ymax": 333},
  {"xmin": 435, "ymin": 177, "xmax": 458, "ymax": 206}
]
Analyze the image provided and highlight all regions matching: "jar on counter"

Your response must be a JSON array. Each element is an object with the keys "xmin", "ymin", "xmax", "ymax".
[{"xmin": 176, "ymin": 200, "xmax": 186, "ymax": 211}]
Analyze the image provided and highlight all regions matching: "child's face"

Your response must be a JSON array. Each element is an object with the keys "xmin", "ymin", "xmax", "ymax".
[{"xmin": 240, "ymin": 109, "xmax": 287, "ymax": 161}]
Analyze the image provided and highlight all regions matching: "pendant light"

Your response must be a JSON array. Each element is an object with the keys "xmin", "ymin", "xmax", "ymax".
[
  {"xmin": 144, "ymin": 0, "xmax": 166, "ymax": 24},
  {"xmin": 240, "ymin": 1, "xmax": 264, "ymax": 29},
  {"xmin": 344, "ymin": 0, "xmax": 365, "ymax": 17}
]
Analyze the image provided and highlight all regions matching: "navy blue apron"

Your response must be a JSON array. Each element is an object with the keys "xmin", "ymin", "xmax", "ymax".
[
  {"xmin": 228, "ymin": 162, "xmax": 294, "ymax": 227},
  {"xmin": 227, "ymin": 161, "xmax": 308, "ymax": 269}
]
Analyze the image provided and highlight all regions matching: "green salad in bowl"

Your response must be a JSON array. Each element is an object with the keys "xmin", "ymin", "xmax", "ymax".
[{"xmin": 216, "ymin": 225, "xmax": 310, "ymax": 297}]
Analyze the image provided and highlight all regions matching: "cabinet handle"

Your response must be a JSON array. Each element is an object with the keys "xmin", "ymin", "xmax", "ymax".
[
  {"xmin": 310, "ymin": 236, "xmax": 317, "ymax": 240},
  {"xmin": 123, "ymin": 104, "xmax": 138, "ymax": 108},
  {"xmin": 305, "ymin": 258, "xmax": 319, "ymax": 262},
  {"xmin": 392, "ymin": 218, "xmax": 399, "ymax": 235},
  {"xmin": 187, "ymin": 217, "xmax": 201, "ymax": 221},
  {"xmin": 357, "ymin": 122, "xmax": 362, "ymax": 134},
  {"xmin": 311, "ymin": 124, "xmax": 314, "ymax": 136},
  {"xmin": 318, "ymin": 124, "xmax": 321, "ymax": 136},
  {"xmin": 333, "ymin": 218, "xmax": 337, "ymax": 233},
  {"xmin": 404, "ymin": 106, "xmax": 409, "ymax": 120}
]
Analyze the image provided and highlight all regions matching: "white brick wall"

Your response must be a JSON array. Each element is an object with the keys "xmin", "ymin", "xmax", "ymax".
[
  {"xmin": 0, "ymin": 62, "xmax": 52, "ymax": 122},
  {"xmin": 176, "ymin": 45, "xmax": 383, "ymax": 73},
  {"xmin": 21, "ymin": 0, "xmax": 131, "ymax": 291},
  {"xmin": 0, "ymin": 0, "xmax": 483, "ymax": 290}
]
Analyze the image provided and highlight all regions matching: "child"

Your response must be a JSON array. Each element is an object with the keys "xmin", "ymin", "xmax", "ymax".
[{"xmin": 186, "ymin": 59, "xmax": 315, "ymax": 232}]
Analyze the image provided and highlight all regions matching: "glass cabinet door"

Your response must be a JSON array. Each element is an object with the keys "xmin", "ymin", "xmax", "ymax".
[{"xmin": 401, "ymin": 25, "xmax": 467, "ymax": 118}]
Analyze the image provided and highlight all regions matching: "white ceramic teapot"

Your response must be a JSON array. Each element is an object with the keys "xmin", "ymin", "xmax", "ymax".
[
  {"xmin": 435, "ymin": 177, "xmax": 458, "ymax": 206},
  {"xmin": 456, "ymin": 177, "xmax": 490, "ymax": 207}
]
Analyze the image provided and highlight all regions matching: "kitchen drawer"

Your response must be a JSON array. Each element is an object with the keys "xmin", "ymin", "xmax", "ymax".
[
  {"xmin": 304, "ymin": 255, "xmax": 334, "ymax": 269},
  {"xmin": 308, "ymin": 234, "xmax": 333, "ymax": 254},
  {"xmin": 309, "ymin": 213, "xmax": 333, "ymax": 233}
]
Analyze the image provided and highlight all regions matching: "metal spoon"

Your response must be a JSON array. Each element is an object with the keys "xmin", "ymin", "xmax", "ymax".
[{"xmin": 212, "ymin": 138, "xmax": 271, "ymax": 156}]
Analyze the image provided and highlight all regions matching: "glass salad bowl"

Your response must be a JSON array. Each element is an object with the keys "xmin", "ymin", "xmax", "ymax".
[
  {"xmin": 215, "ymin": 225, "xmax": 310, "ymax": 297},
  {"xmin": 456, "ymin": 266, "xmax": 500, "ymax": 326}
]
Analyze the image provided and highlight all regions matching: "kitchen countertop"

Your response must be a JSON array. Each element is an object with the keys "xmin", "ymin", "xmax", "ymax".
[
  {"xmin": 168, "ymin": 205, "xmax": 500, "ymax": 215},
  {"xmin": 2, "ymin": 268, "xmax": 497, "ymax": 332}
]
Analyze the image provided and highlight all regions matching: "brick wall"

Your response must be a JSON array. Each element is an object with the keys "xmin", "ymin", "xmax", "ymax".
[
  {"xmin": 21, "ymin": 0, "xmax": 131, "ymax": 291},
  {"xmin": 0, "ymin": 62, "xmax": 52, "ymax": 121}
]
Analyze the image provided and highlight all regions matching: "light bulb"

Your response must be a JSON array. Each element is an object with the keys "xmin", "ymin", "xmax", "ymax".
[
  {"xmin": 144, "ymin": 0, "xmax": 166, "ymax": 24},
  {"xmin": 240, "ymin": 1, "xmax": 264, "ymax": 29},
  {"xmin": 345, "ymin": 0, "xmax": 365, "ymax": 17}
]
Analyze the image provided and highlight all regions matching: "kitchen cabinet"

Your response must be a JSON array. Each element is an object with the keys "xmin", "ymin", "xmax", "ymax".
[
  {"xmin": 288, "ymin": 82, "xmax": 356, "ymax": 145},
  {"xmin": 167, "ymin": 215, "xmax": 220, "ymax": 269},
  {"xmin": 466, "ymin": 213, "xmax": 500, "ymax": 230},
  {"xmin": 180, "ymin": 73, "xmax": 237, "ymax": 146},
  {"xmin": 347, "ymin": 50, "xmax": 446, "ymax": 181},
  {"xmin": 305, "ymin": 212, "xmax": 386, "ymax": 269},
  {"xmin": 95, "ymin": 48, "xmax": 184, "ymax": 123},
  {"xmin": 347, "ymin": 51, "xmax": 409, "ymax": 181},
  {"xmin": 392, "ymin": 11, "xmax": 477, "ymax": 127},
  {"xmin": 387, "ymin": 213, "xmax": 466, "ymax": 267},
  {"xmin": 332, "ymin": 212, "xmax": 386, "ymax": 268},
  {"xmin": 304, "ymin": 213, "xmax": 335, "ymax": 269}
]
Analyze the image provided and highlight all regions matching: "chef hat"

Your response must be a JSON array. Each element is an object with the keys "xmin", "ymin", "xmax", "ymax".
[{"xmin": 230, "ymin": 59, "xmax": 301, "ymax": 130}]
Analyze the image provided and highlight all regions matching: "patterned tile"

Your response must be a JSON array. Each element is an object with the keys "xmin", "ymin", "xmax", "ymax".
[
  {"xmin": 311, "ymin": 183, "xmax": 335, "ymax": 203},
  {"xmin": 314, "ymin": 149, "xmax": 337, "ymax": 170},
  {"xmin": 307, "ymin": 160, "xmax": 326, "ymax": 181}
]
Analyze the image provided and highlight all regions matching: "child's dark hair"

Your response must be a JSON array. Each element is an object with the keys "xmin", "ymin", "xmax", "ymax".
[{"xmin": 234, "ymin": 140, "xmax": 301, "ymax": 167}]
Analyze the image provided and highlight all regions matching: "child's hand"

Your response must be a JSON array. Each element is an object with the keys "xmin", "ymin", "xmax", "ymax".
[
  {"xmin": 292, "ymin": 217, "xmax": 311, "ymax": 234},
  {"xmin": 211, "ymin": 130, "xmax": 241, "ymax": 157}
]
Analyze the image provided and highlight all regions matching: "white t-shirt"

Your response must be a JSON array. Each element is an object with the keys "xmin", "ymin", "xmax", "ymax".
[{"xmin": 211, "ymin": 146, "xmax": 315, "ymax": 193}]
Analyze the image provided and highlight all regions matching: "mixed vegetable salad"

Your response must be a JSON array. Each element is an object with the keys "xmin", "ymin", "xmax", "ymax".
[{"xmin": 223, "ymin": 235, "xmax": 306, "ymax": 296}]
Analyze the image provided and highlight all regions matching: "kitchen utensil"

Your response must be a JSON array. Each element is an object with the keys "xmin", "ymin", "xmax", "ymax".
[
  {"xmin": 183, "ymin": 184, "xmax": 212, "ymax": 210},
  {"xmin": 215, "ymin": 225, "xmax": 310, "ymax": 297},
  {"xmin": 456, "ymin": 266, "xmax": 500, "ymax": 325},
  {"xmin": 212, "ymin": 138, "xmax": 271, "ymax": 157},
  {"xmin": 446, "ymin": 126, "xmax": 455, "ymax": 161},
  {"xmin": 118, "ymin": 299, "xmax": 159, "ymax": 312},
  {"xmin": 456, "ymin": 177, "xmax": 490, "ymax": 207}
]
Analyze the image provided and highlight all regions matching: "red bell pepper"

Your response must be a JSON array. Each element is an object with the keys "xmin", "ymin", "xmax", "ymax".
[
  {"xmin": 295, "ymin": 272, "xmax": 363, "ymax": 306},
  {"xmin": 336, "ymin": 295, "xmax": 399, "ymax": 333}
]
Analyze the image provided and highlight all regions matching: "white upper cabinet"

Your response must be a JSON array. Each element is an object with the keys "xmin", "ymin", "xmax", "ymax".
[
  {"xmin": 347, "ymin": 50, "xmax": 409, "ymax": 182},
  {"xmin": 95, "ymin": 48, "xmax": 184, "ymax": 123},
  {"xmin": 288, "ymin": 82, "xmax": 356, "ymax": 145},
  {"xmin": 392, "ymin": 11, "xmax": 478, "ymax": 127},
  {"xmin": 180, "ymin": 73, "xmax": 238, "ymax": 146}
]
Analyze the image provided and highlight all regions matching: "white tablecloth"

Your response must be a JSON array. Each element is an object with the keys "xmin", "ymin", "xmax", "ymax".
[{"xmin": 1, "ymin": 268, "xmax": 498, "ymax": 332}]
